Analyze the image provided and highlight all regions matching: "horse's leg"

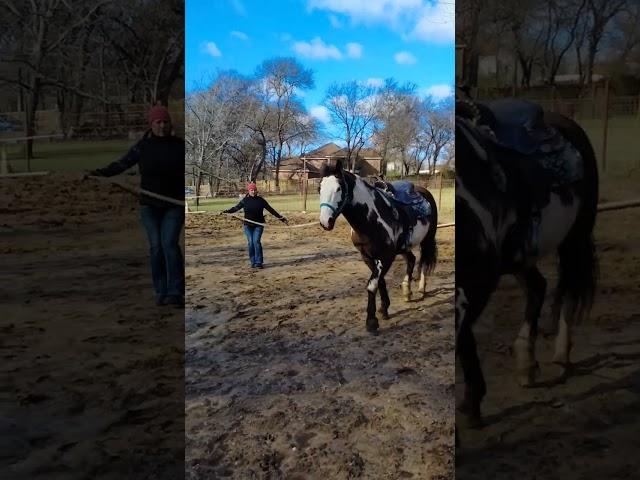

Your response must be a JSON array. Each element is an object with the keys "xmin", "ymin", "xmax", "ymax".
[
  {"xmin": 417, "ymin": 261, "xmax": 428, "ymax": 294},
  {"xmin": 456, "ymin": 284, "xmax": 493, "ymax": 427},
  {"xmin": 378, "ymin": 277, "xmax": 391, "ymax": 320},
  {"xmin": 553, "ymin": 298, "xmax": 577, "ymax": 367},
  {"xmin": 363, "ymin": 256, "xmax": 382, "ymax": 334},
  {"xmin": 513, "ymin": 266, "xmax": 546, "ymax": 387},
  {"xmin": 401, "ymin": 251, "xmax": 416, "ymax": 302}
]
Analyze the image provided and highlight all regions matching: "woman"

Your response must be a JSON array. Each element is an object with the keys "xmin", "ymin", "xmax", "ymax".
[
  {"xmin": 89, "ymin": 105, "xmax": 185, "ymax": 306},
  {"xmin": 222, "ymin": 182, "xmax": 288, "ymax": 269}
]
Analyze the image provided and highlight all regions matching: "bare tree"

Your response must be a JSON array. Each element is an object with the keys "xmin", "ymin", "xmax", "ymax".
[
  {"xmin": 373, "ymin": 79, "xmax": 417, "ymax": 174},
  {"xmin": 254, "ymin": 57, "xmax": 315, "ymax": 190},
  {"xmin": 323, "ymin": 81, "xmax": 380, "ymax": 172},
  {"xmin": 584, "ymin": 0, "xmax": 628, "ymax": 86}
]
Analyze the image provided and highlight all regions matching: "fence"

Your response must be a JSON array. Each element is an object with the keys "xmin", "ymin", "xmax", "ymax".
[
  {"xmin": 476, "ymin": 85, "xmax": 640, "ymax": 176},
  {"xmin": 0, "ymin": 100, "xmax": 184, "ymax": 140},
  {"xmin": 186, "ymin": 173, "xmax": 455, "ymax": 223}
]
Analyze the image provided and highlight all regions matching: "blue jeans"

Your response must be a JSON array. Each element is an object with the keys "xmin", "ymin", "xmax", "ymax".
[
  {"xmin": 140, "ymin": 205, "xmax": 185, "ymax": 298},
  {"xmin": 243, "ymin": 224, "xmax": 264, "ymax": 266}
]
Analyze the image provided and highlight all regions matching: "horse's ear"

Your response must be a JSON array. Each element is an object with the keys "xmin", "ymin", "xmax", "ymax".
[{"xmin": 335, "ymin": 159, "xmax": 343, "ymax": 176}]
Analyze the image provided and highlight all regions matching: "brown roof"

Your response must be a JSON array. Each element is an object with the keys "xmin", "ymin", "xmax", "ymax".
[
  {"xmin": 330, "ymin": 147, "xmax": 382, "ymax": 159},
  {"xmin": 303, "ymin": 142, "xmax": 341, "ymax": 157},
  {"xmin": 275, "ymin": 157, "xmax": 320, "ymax": 172}
]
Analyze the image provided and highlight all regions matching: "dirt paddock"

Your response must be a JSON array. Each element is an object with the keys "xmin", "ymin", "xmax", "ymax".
[
  {"xmin": 456, "ymin": 175, "xmax": 640, "ymax": 479},
  {"xmin": 185, "ymin": 213, "xmax": 455, "ymax": 479},
  {"xmin": 2, "ymin": 174, "xmax": 183, "ymax": 479}
]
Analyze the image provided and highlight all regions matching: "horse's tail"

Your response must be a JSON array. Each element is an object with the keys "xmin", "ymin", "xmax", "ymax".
[
  {"xmin": 546, "ymin": 112, "xmax": 599, "ymax": 324},
  {"xmin": 416, "ymin": 186, "xmax": 438, "ymax": 274}
]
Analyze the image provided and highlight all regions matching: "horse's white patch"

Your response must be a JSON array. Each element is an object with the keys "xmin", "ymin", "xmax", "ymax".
[
  {"xmin": 409, "ymin": 220, "xmax": 430, "ymax": 247},
  {"xmin": 367, "ymin": 278, "xmax": 378, "ymax": 293},
  {"xmin": 513, "ymin": 322, "xmax": 534, "ymax": 371},
  {"xmin": 352, "ymin": 178, "xmax": 395, "ymax": 241},
  {"xmin": 455, "ymin": 287, "xmax": 469, "ymax": 337},
  {"xmin": 319, "ymin": 175, "xmax": 342, "ymax": 228},
  {"xmin": 456, "ymin": 177, "xmax": 498, "ymax": 248},
  {"xmin": 418, "ymin": 264, "xmax": 427, "ymax": 292},
  {"xmin": 538, "ymin": 193, "xmax": 580, "ymax": 256},
  {"xmin": 553, "ymin": 314, "xmax": 571, "ymax": 365}
]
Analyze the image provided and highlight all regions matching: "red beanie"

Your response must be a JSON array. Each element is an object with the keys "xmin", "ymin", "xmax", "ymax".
[
  {"xmin": 247, "ymin": 182, "xmax": 257, "ymax": 192},
  {"xmin": 148, "ymin": 105, "xmax": 171, "ymax": 125}
]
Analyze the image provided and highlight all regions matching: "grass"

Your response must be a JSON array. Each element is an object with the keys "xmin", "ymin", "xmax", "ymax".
[
  {"xmin": 3, "ymin": 139, "xmax": 131, "ymax": 172},
  {"xmin": 575, "ymin": 116, "xmax": 640, "ymax": 176},
  {"xmin": 188, "ymin": 186, "xmax": 456, "ymax": 223}
]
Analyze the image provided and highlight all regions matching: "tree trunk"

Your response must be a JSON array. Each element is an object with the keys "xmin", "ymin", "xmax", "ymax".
[{"xmin": 195, "ymin": 171, "xmax": 203, "ymax": 208}]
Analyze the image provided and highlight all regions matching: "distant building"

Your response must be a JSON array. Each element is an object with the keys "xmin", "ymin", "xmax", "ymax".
[{"xmin": 272, "ymin": 142, "xmax": 383, "ymax": 180}]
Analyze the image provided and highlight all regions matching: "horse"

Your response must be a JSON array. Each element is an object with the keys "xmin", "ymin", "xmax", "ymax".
[
  {"xmin": 455, "ymin": 98, "xmax": 599, "ymax": 427},
  {"xmin": 318, "ymin": 160, "xmax": 438, "ymax": 334}
]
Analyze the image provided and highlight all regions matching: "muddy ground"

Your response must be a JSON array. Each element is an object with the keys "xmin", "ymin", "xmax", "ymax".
[
  {"xmin": 456, "ymin": 176, "xmax": 640, "ymax": 479},
  {"xmin": 1, "ymin": 174, "xmax": 184, "ymax": 479},
  {"xmin": 185, "ymin": 212, "xmax": 455, "ymax": 479}
]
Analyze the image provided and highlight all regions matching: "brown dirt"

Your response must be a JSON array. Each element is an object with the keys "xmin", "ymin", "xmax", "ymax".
[
  {"xmin": 456, "ymin": 176, "xmax": 640, "ymax": 479},
  {"xmin": 1, "ymin": 173, "xmax": 183, "ymax": 479},
  {"xmin": 185, "ymin": 213, "xmax": 455, "ymax": 479}
]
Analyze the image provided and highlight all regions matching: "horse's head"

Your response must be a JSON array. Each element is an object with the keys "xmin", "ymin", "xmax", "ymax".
[{"xmin": 319, "ymin": 159, "xmax": 349, "ymax": 231}]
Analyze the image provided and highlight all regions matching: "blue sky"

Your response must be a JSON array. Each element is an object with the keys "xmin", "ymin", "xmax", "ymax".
[{"xmin": 186, "ymin": 0, "xmax": 454, "ymax": 126}]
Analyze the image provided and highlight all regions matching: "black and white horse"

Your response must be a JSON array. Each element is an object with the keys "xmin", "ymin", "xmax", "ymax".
[
  {"xmin": 455, "ymin": 99, "xmax": 599, "ymax": 426},
  {"xmin": 318, "ymin": 160, "xmax": 438, "ymax": 334}
]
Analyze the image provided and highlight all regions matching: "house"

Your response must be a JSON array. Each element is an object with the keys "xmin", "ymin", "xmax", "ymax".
[{"xmin": 272, "ymin": 142, "xmax": 383, "ymax": 180}]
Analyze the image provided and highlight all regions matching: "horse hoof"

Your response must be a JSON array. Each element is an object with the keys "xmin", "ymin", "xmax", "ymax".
[
  {"xmin": 366, "ymin": 327, "xmax": 379, "ymax": 336},
  {"xmin": 380, "ymin": 310, "xmax": 390, "ymax": 320},
  {"xmin": 403, "ymin": 294, "xmax": 412, "ymax": 303},
  {"xmin": 517, "ymin": 363, "xmax": 541, "ymax": 387}
]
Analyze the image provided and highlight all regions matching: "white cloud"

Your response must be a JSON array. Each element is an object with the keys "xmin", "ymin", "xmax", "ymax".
[
  {"xmin": 201, "ymin": 42, "xmax": 222, "ymax": 58},
  {"xmin": 411, "ymin": 2, "xmax": 454, "ymax": 43},
  {"xmin": 292, "ymin": 37, "xmax": 343, "ymax": 60},
  {"xmin": 280, "ymin": 33, "xmax": 293, "ymax": 42},
  {"xmin": 310, "ymin": 105, "xmax": 331, "ymax": 124},
  {"xmin": 229, "ymin": 0, "xmax": 246, "ymax": 16},
  {"xmin": 394, "ymin": 51, "xmax": 417, "ymax": 65},
  {"xmin": 365, "ymin": 77, "xmax": 384, "ymax": 88},
  {"xmin": 307, "ymin": 0, "xmax": 453, "ymax": 44},
  {"xmin": 329, "ymin": 14, "xmax": 343, "ymax": 28},
  {"xmin": 346, "ymin": 42, "xmax": 363, "ymax": 58},
  {"xmin": 230, "ymin": 30, "xmax": 249, "ymax": 41},
  {"xmin": 423, "ymin": 84, "xmax": 453, "ymax": 100},
  {"xmin": 309, "ymin": 0, "xmax": 422, "ymax": 22}
]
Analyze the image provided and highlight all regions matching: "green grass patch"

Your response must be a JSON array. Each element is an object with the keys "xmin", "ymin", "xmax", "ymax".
[
  {"xmin": 4, "ymin": 139, "xmax": 132, "ymax": 172},
  {"xmin": 189, "ymin": 186, "xmax": 455, "ymax": 223}
]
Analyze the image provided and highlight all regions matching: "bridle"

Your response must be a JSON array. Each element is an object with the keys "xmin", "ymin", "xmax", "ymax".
[{"xmin": 320, "ymin": 174, "xmax": 352, "ymax": 219}]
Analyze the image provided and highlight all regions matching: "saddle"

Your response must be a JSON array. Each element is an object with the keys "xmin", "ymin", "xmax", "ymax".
[
  {"xmin": 376, "ymin": 180, "xmax": 432, "ymax": 251},
  {"xmin": 477, "ymin": 99, "xmax": 565, "ymax": 156}
]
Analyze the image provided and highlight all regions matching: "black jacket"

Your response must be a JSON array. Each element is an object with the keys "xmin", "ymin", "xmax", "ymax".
[
  {"xmin": 91, "ymin": 133, "xmax": 184, "ymax": 208},
  {"xmin": 224, "ymin": 195, "xmax": 284, "ymax": 224}
]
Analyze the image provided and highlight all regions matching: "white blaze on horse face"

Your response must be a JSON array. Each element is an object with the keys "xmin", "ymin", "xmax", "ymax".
[
  {"xmin": 319, "ymin": 175, "xmax": 343, "ymax": 229},
  {"xmin": 538, "ymin": 193, "xmax": 580, "ymax": 256}
]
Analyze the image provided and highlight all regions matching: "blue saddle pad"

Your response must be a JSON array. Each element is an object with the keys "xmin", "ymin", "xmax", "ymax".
[
  {"xmin": 534, "ymin": 140, "xmax": 584, "ymax": 187},
  {"xmin": 378, "ymin": 181, "xmax": 432, "ymax": 220}
]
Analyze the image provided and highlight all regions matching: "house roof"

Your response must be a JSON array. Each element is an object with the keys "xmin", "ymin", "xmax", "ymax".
[
  {"xmin": 304, "ymin": 142, "xmax": 341, "ymax": 157},
  {"xmin": 330, "ymin": 147, "xmax": 382, "ymax": 159}
]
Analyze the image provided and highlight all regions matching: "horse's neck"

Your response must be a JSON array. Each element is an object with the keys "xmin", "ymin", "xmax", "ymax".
[{"xmin": 342, "ymin": 175, "xmax": 390, "ymax": 231}]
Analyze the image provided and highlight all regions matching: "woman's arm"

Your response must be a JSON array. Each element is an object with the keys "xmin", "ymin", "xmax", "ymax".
[
  {"xmin": 222, "ymin": 199, "xmax": 245, "ymax": 214},
  {"xmin": 90, "ymin": 140, "xmax": 143, "ymax": 177},
  {"xmin": 262, "ymin": 198, "xmax": 287, "ymax": 223}
]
